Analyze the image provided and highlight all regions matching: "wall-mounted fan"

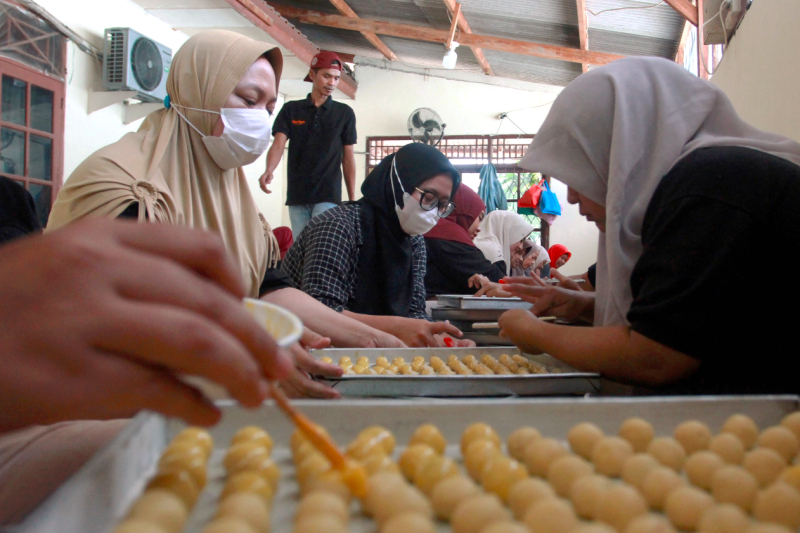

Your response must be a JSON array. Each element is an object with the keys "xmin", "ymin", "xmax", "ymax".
[{"xmin": 408, "ymin": 108, "xmax": 446, "ymax": 147}]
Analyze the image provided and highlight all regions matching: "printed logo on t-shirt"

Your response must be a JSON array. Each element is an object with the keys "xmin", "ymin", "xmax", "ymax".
[{"xmin": 292, "ymin": 120, "xmax": 306, "ymax": 125}]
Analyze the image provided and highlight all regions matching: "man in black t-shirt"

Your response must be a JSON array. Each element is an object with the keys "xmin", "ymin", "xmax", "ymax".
[{"xmin": 259, "ymin": 51, "xmax": 357, "ymax": 237}]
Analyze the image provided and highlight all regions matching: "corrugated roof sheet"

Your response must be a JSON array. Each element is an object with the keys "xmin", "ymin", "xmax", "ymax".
[{"xmin": 272, "ymin": 0, "xmax": 687, "ymax": 87}]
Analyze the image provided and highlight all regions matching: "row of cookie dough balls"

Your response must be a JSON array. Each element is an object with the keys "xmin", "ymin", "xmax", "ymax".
[{"xmin": 326, "ymin": 354, "xmax": 548, "ymax": 376}]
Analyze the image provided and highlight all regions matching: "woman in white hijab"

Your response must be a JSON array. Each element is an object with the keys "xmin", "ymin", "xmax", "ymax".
[
  {"xmin": 499, "ymin": 57, "xmax": 800, "ymax": 394},
  {"xmin": 473, "ymin": 210, "xmax": 534, "ymax": 274}
]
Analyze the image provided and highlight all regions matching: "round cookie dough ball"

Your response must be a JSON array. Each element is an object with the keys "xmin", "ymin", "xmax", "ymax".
[
  {"xmin": 231, "ymin": 426, "xmax": 273, "ymax": 454},
  {"xmin": 507, "ymin": 478, "xmax": 556, "ymax": 520},
  {"xmin": 356, "ymin": 426, "xmax": 396, "ymax": 455},
  {"xmin": 216, "ymin": 493, "xmax": 270, "ymax": 533},
  {"xmin": 697, "ymin": 504, "xmax": 750, "ymax": 533},
  {"xmin": 292, "ymin": 514, "xmax": 348, "ymax": 533},
  {"xmin": 647, "ymin": 437, "xmax": 686, "ymax": 471},
  {"xmin": 461, "ymin": 423, "xmax": 502, "ymax": 456},
  {"xmin": 414, "ymin": 454, "xmax": 460, "ymax": 496},
  {"xmin": 592, "ymin": 436, "xmax": 634, "ymax": 478},
  {"xmin": 361, "ymin": 472, "xmax": 406, "ymax": 516},
  {"xmin": 622, "ymin": 453, "xmax": 661, "ymax": 490},
  {"xmin": 409, "ymin": 424, "xmax": 446, "ymax": 455},
  {"xmin": 574, "ymin": 523, "xmax": 618, "ymax": 533},
  {"xmin": 113, "ymin": 520, "xmax": 170, "ymax": 533},
  {"xmin": 711, "ymin": 465, "xmax": 758, "ymax": 512},
  {"xmin": 568, "ymin": 423, "xmax": 605, "ymax": 460},
  {"xmin": 465, "ymin": 439, "xmax": 503, "ymax": 481},
  {"xmin": 399, "ymin": 444, "xmax": 437, "ymax": 481},
  {"xmin": 381, "ymin": 512, "xmax": 436, "ymax": 533},
  {"xmin": 780, "ymin": 464, "xmax": 800, "ymax": 492},
  {"xmin": 481, "ymin": 455, "xmax": 529, "ymax": 502},
  {"xmin": 524, "ymin": 437, "xmax": 569, "ymax": 478},
  {"xmin": 664, "ymin": 486, "xmax": 714, "ymax": 531},
  {"xmin": 710, "ymin": 433, "xmax": 747, "ymax": 465},
  {"xmin": 624, "ymin": 514, "xmax": 677, "ymax": 533},
  {"xmin": 202, "ymin": 518, "xmax": 257, "ymax": 533},
  {"xmin": 371, "ymin": 483, "xmax": 433, "ymax": 526},
  {"xmin": 362, "ymin": 453, "xmax": 400, "ymax": 477},
  {"xmin": 743, "ymin": 448, "xmax": 787, "ymax": 488},
  {"xmin": 569, "ymin": 474, "xmax": 610, "ymax": 519},
  {"xmin": 295, "ymin": 491, "xmax": 349, "ymax": 524},
  {"xmin": 221, "ymin": 472, "xmax": 274, "ymax": 504},
  {"xmin": 451, "ymin": 494, "xmax": 512, "ymax": 533},
  {"xmin": 751, "ymin": 482, "xmax": 800, "ymax": 529},
  {"xmin": 172, "ymin": 427, "xmax": 214, "ymax": 458},
  {"xmin": 744, "ymin": 525, "xmax": 793, "ymax": 533},
  {"xmin": 641, "ymin": 466, "xmax": 687, "ymax": 510},
  {"xmin": 158, "ymin": 448, "xmax": 208, "ymax": 488},
  {"xmin": 675, "ymin": 420, "xmax": 713, "ymax": 455},
  {"xmin": 547, "ymin": 455, "xmax": 594, "ymax": 498},
  {"xmin": 430, "ymin": 476, "xmax": 481, "ymax": 520},
  {"xmin": 522, "ymin": 498, "xmax": 578, "ymax": 533},
  {"xmin": 127, "ymin": 490, "xmax": 188, "ymax": 533},
  {"xmin": 507, "ymin": 427, "xmax": 541, "ymax": 462},
  {"xmin": 481, "ymin": 521, "xmax": 531, "ymax": 533},
  {"xmin": 757, "ymin": 426, "xmax": 800, "ymax": 463},
  {"xmin": 225, "ymin": 443, "xmax": 270, "ymax": 474},
  {"xmin": 300, "ymin": 469, "xmax": 352, "ymax": 503},
  {"xmin": 147, "ymin": 468, "xmax": 200, "ymax": 509},
  {"xmin": 685, "ymin": 451, "xmax": 726, "ymax": 490},
  {"xmin": 721, "ymin": 415, "xmax": 759, "ymax": 450},
  {"xmin": 780, "ymin": 412, "xmax": 800, "ymax": 441},
  {"xmin": 595, "ymin": 483, "xmax": 648, "ymax": 532},
  {"xmin": 619, "ymin": 418, "xmax": 655, "ymax": 454}
]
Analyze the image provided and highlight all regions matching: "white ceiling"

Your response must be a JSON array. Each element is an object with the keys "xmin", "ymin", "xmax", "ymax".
[{"xmin": 128, "ymin": 0, "xmax": 350, "ymax": 99}]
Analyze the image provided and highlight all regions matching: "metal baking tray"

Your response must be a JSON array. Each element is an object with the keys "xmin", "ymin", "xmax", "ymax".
[
  {"xmin": 310, "ymin": 347, "xmax": 601, "ymax": 397},
  {"xmin": 437, "ymin": 294, "xmax": 534, "ymax": 310},
  {"xmin": 11, "ymin": 396, "xmax": 799, "ymax": 533}
]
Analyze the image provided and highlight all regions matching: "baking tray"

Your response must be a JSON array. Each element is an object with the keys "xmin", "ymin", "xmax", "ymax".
[
  {"xmin": 310, "ymin": 347, "xmax": 601, "ymax": 397},
  {"xmin": 10, "ymin": 396, "xmax": 799, "ymax": 533},
  {"xmin": 437, "ymin": 295, "xmax": 533, "ymax": 310}
]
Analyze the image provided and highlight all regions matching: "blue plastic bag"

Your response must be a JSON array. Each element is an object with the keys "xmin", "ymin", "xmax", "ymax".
[{"xmin": 538, "ymin": 180, "xmax": 561, "ymax": 216}]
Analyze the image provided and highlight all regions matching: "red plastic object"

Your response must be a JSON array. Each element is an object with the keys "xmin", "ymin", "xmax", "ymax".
[
  {"xmin": 444, "ymin": 337, "xmax": 454, "ymax": 347},
  {"xmin": 499, "ymin": 279, "xmax": 507, "ymax": 284}
]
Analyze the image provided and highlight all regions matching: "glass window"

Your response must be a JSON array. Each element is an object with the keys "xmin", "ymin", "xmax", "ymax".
[
  {"xmin": 30, "ymin": 85, "xmax": 53, "ymax": 133},
  {"xmin": 2, "ymin": 75, "xmax": 26, "ymax": 126},
  {"xmin": 1, "ymin": 126, "xmax": 25, "ymax": 175},
  {"xmin": 28, "ymin": 182, "xmax": 51, "ymax": 228},
  {"xmin": 29, "ymin": 134, "xmax": 51, "ymax": 181}
]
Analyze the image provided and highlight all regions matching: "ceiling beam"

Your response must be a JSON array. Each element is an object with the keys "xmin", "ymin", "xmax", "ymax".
[
  {"xmin": 270, "ymin": 5, "xmax": 625, "ymax": 67},
  {"xmin": 664, "ymin": 0, "xmax": 698, "ymax": 26},
  {"xmin": 222, "ymin": 0, "xmax": 357, "ymax": 98},
  {"xmin": 327, "ymin": 0, "xmax": 397, "ymax": 61},
  {"xmin": 575, "ymin": 0, "xmax": 589, "ymax": 73},
  {"xmin": 674, "ymin": 19, "xmax": 692, "ymax": 65},
  {"xmin": 442, "ymin": 0, "xmax": 494, "ymax": 76},
  {"xmin": 445, "ymin": 2, "xmax": 460, "ymax": 50}
]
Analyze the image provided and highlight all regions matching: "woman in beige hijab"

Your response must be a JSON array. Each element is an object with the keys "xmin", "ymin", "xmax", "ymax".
[{"xmin": 49, "ymin": 30, "xmax": 405, "ymax": 395}]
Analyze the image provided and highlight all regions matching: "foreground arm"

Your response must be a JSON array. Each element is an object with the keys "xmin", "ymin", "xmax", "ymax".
[
  {"xmin": 342, "ymin": 312, "xmax": 468, "ymax": 347},
  {"xmin": 342, "ymin": 144, "xmax": 356, "ymax": 202},
  {"xmin": 0, "ymin": 220, "xmax": 293, "ymax": 433},
  {"xmin": 498, "ymin": 309, "xmax": 700, "ymax": 387},
  {"xmin": 259, "ymin": 132, "xmax": 288, "ymax": 194},
  {"xmin": 262, "ymin": 287, "xmax": 406, "ymax": 348}
]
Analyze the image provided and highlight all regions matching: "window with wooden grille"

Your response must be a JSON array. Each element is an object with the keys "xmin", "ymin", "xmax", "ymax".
[{"xmin": 365, "ymin": 135, "xmax": 548, "ymax": 247}]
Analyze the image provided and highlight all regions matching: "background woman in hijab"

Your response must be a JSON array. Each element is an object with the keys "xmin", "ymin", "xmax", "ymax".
[
  {"xmin": 548, "ymin": 243, "xmax": 571, "ymax": 269},
  {"xmin": 511, "ymin": 239, "xmax": 547, "ymax": 277},
  {"xmin": 47, "ymin": 30, "xmax": 406, "ymax": 398},
  {"xmin": 424, "ymin": 185, "xmax": 506, "ymax": 296},
  {"xmin": 283, "ymin": 143, "xmax": 474, "ymax": 347},
  {"xmin": 499, "ymin": 57, "xmax": 800, "ymax": 394},
  {"xmin": 470, "ymin": 210, "xmax": 534, "ymax": 295}
]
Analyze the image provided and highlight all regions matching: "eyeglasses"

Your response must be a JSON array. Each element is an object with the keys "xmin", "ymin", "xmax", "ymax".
[{"xmin": 415, "ymin": 188, "xmax": 456, "ymax": 217}]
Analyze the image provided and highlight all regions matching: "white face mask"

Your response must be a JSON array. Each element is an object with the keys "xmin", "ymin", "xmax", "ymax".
[
  {"xmin": 390, "ymin": 155, "xmax": 439, "ymax": 236},
  {"xmin": 172, "ymin": 104, "xmax": 271, "ymax": 170}
]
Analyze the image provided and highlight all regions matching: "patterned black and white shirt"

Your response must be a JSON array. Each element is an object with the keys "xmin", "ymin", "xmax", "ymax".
[{"xmin": 281, "ymin": 203, "xmax": 431, "ymax": 321}]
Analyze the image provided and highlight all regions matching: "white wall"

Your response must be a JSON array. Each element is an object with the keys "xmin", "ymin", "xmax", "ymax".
[{"xmin": 710, "ymin": 0, "xmax": 800, "ymax": 143}]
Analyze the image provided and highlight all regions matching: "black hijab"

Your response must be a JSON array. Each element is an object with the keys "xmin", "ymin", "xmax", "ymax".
[{"xmin": 352, "ymin": 143, "xmax": 460, "ymax": 316}]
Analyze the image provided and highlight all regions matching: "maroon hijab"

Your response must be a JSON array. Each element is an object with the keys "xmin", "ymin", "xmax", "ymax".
[
  {"xmin": 424, "ymin": 185, "xmax": 485, "ymax": 246},
  {"xmin": 273, "ymin": 226, "xmax": 293, "ymax": 259}
]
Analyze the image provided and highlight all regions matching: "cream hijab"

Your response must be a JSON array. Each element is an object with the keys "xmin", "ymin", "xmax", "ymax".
[
  {"xmin": 473, "ymin": 210, "xmax": 534, "ymax": 275},
  {"xmin": 519, "ymin": 57, "xmax": 800, "ymax": 326},
  {"xmin": 47, "ymin": 30, "xmax": 283, "ymax": 297}
]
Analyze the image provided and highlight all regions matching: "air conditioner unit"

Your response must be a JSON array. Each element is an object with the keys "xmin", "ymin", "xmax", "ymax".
[{"xmin": 103, "ymin": 27, "xmax": 172, "ymax": 103}]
